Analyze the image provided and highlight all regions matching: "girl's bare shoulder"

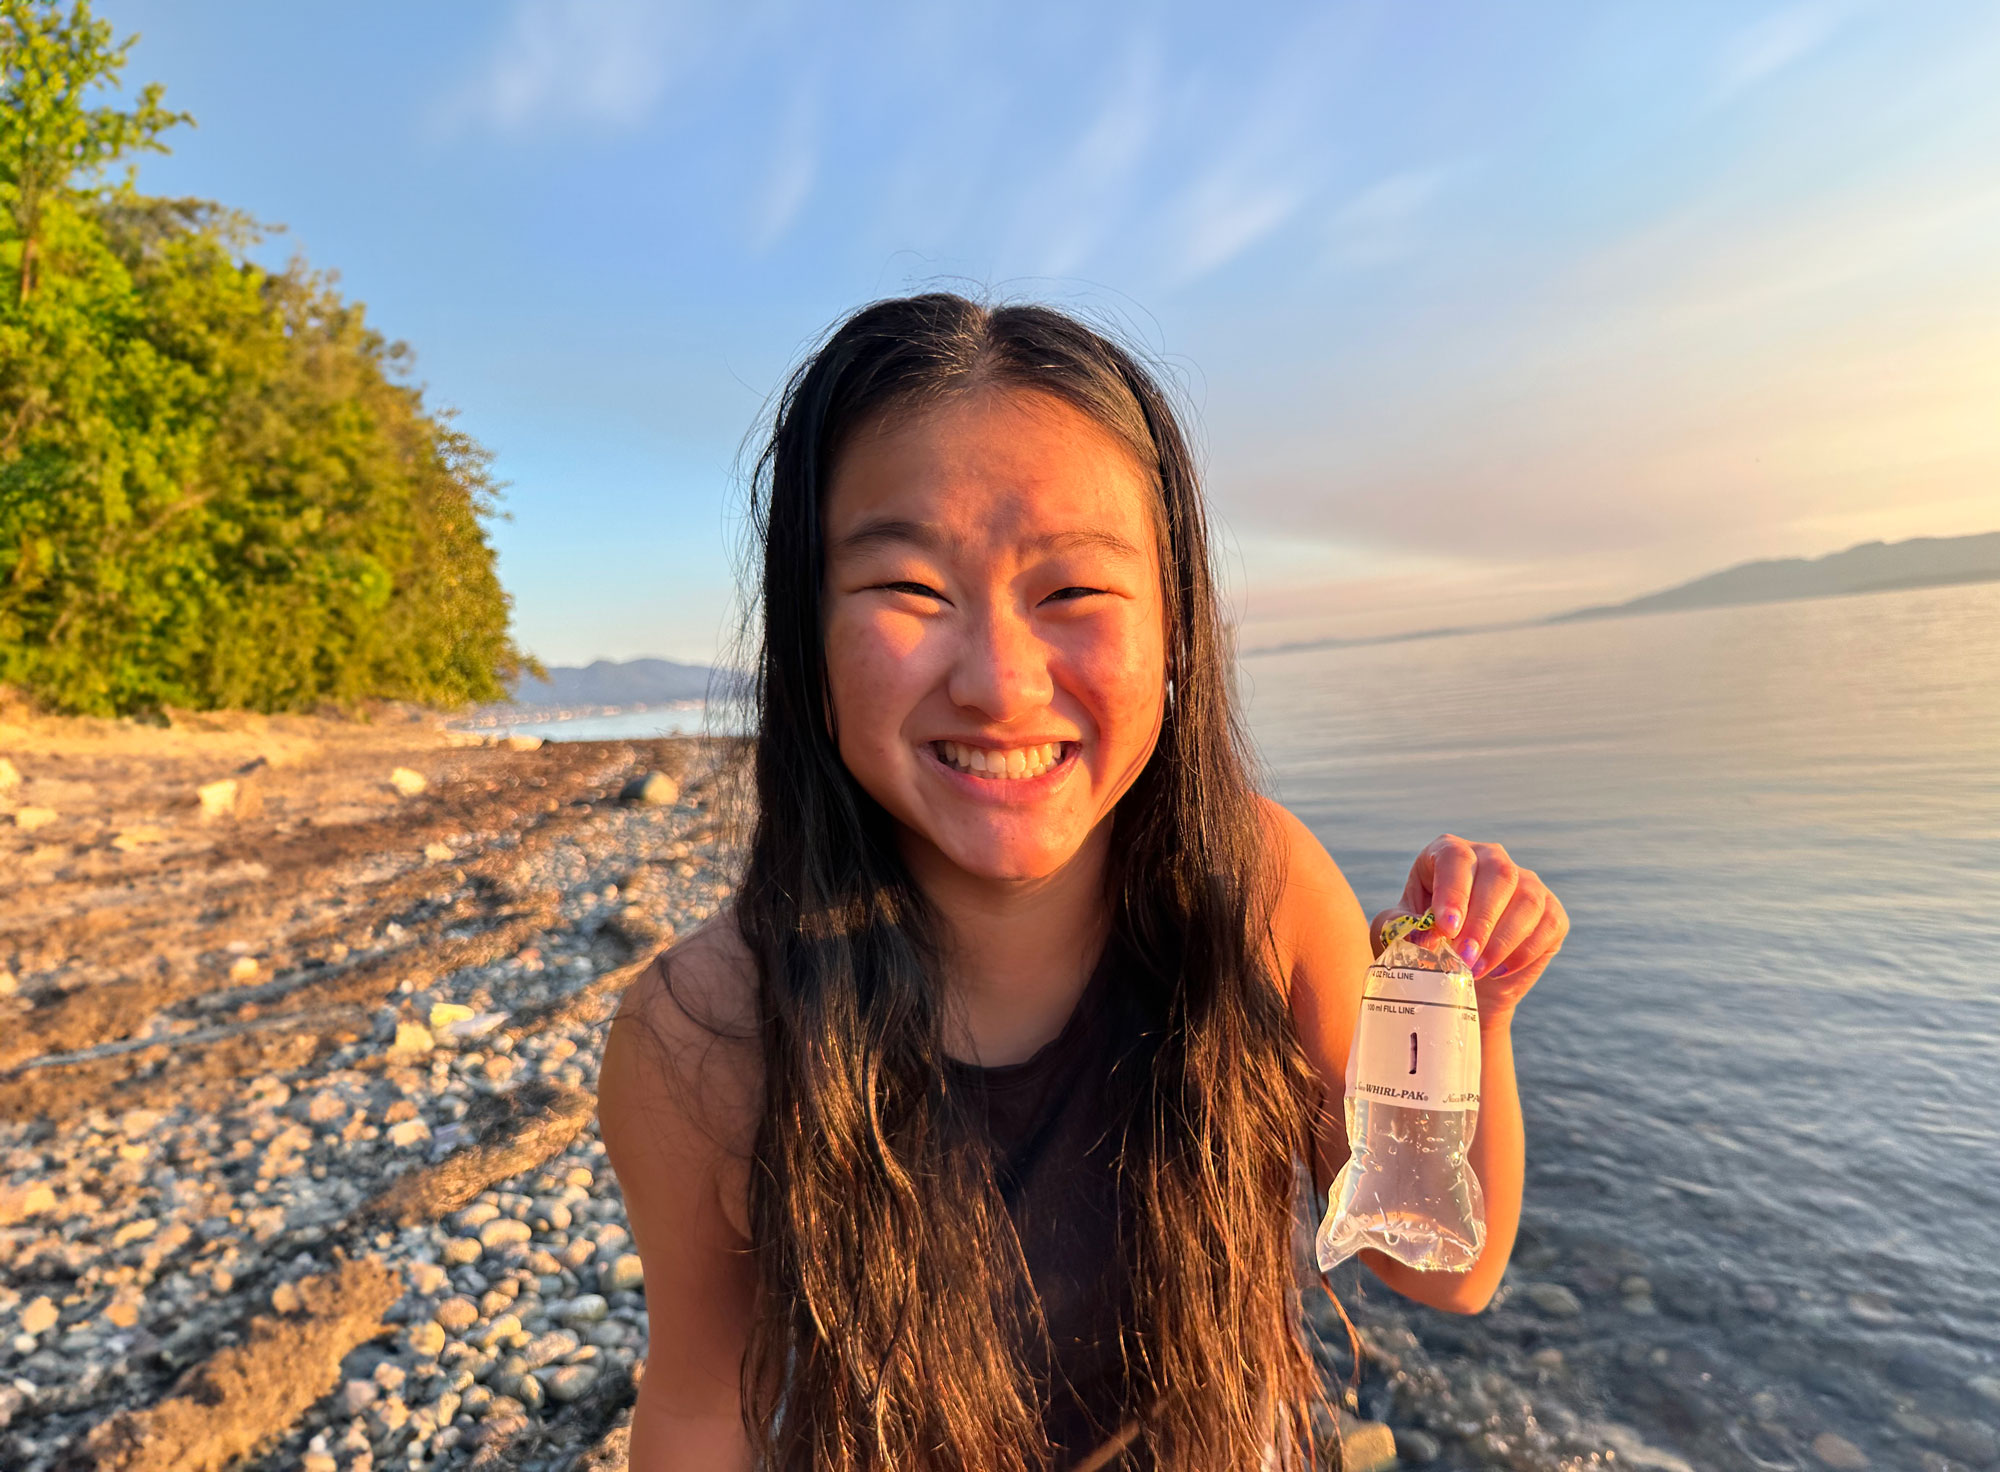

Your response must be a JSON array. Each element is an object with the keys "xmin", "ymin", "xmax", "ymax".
[
  {"xmin": 616, "ymin": 906, "xmax": 762, "ymax": 1056},
  {"xmin": 602, "ymin": 908, "xmax": 763, "ymax": 1217},
  {"xmin": 1254, "ymin": 795, "xmax": 1372, "ymax": 1004}
]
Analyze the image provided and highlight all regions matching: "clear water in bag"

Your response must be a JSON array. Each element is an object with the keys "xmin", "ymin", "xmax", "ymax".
[{"xmin": 1315, "ymin": 914, "xmax": 1486, "ymax": 1274}]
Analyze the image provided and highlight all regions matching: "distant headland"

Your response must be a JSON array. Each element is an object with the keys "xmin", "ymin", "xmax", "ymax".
[
  {"xmin": 1248, "ymin": 530, "xmax": 2000, "ymax": 658},
  {"xmin": 1547, "ymin": 530, "xmax": 2000, "ymax": 624}
]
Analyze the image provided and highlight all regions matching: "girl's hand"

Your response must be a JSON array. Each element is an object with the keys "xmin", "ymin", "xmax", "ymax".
[{"xmin": 1371, "ymin": 834, "xmax": 1568, "ymax": 1030}]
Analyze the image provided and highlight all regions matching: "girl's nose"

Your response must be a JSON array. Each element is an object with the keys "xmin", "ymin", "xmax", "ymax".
[{"xmin": 947, "ymin": 603, "xmax": 1054, "ymax": 721}]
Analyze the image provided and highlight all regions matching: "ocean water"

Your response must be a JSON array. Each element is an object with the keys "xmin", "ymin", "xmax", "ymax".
[
  {"xmin": 460, "ymin": 702, "xmax": 709, "ymax": 743},
  {"xmin": 1247, "ymin": 581, "xmax": 2000, "ymax": 1470}
]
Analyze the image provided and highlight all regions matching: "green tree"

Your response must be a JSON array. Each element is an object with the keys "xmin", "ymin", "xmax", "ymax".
[{"xmin": 0, "ymin": 0, "xmax": 537, "ymax": 716}]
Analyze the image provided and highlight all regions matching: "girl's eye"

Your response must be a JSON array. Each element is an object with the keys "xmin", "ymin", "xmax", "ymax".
[
  {"xmin": 881, "ymin": 581, "xmax": 943, "ymax": 599},
  {"xmin": 1044, "ymin": 586, "xmax": 1103, "ymax": 603}
]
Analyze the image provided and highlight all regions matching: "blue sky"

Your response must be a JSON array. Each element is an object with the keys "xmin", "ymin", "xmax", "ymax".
[{"xmin": 104, "ymin": 1, "xmax": 2000, "ymax": 664}]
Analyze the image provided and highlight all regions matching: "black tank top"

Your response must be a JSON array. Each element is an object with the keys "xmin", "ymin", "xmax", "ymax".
[{"xmin": 944, "ymin": 947, "xmax": 1156, "ymax": 1471}]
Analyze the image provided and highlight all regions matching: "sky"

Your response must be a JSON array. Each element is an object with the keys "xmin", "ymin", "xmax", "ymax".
[{"xmin": 101, "ymin": 0, "xmax": 2000, "ymax": 665}]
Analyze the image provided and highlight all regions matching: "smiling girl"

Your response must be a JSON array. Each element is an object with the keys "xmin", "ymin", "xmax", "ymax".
[{"xmin": 598, "ymin": 295, "xmax": 1569, "ymax": 1472}]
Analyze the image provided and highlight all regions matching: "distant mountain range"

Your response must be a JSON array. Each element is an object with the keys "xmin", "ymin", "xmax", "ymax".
[
  {"xmin": 1249, "ymin": 530, "xmax": 2000, "ymax": 657},
  {"xmin": 504, "ymin": 657, "xmax": 717, "ymax": 711},
  {"xmin": 1549, "ymin": 531, "xmax": 2000, "ymax": 623}
]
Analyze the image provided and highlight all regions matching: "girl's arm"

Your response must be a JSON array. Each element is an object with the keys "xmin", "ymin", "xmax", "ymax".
[
  {"xmin": 598, "ymin": 932, "xmax": 763, "ymax": 1470},
  {"xmin": 1262, "ymin": 802, "xmax": 1530, "ymax": 1315}
]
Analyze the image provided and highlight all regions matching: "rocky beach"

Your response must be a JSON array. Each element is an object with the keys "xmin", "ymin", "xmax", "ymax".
[
  {"xmin": 0, "ymin": 703, "xmax": 729, "ymax": 1470},
  {"xmin": 0, "ymin": 701, "xmax": 1659, "ymax": 1472}
]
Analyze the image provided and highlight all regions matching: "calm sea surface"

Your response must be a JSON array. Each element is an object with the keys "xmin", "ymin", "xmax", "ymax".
[
  {"xmin": 1248, "ymin": 581, "xmax": 2000, "ymax": 1469},
  {"xmin": 531, "ymin": 583, "xmax": 1999, "ymax": 1466}
]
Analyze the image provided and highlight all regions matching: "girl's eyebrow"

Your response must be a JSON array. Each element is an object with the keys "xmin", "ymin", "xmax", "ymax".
[{"xmin": 830, "ymin": 517, "xmax": 1142, "ymax": 561}]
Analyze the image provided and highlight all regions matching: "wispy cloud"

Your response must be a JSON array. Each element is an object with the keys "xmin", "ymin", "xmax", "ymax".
[
  {"xmin": 1713, "ymin": 3, "xmax": 1846, "ymax": 101},
  {"xmin": 1004, "ymin": 38, "xmax": 1163, "ymax": 278},
  {"xmin": 437, "ymin": 0, "xmax": 693, "ymax": 136},
  {"xmin": 1326, "ymin": 167, "xmax": 1449, "ymax": 268},
  {"xmin": 749, "ymin": 81, "xmax": 819, "ymax": 251},
  {"xmin": 1155, "ymin": 15, "xmax": 1352, "ymax": 286}
]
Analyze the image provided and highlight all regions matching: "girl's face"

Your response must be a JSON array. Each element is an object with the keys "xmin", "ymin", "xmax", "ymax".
[{"xmin": 822, "ymin": 388, "xmax": 1168, "ymax": 884}]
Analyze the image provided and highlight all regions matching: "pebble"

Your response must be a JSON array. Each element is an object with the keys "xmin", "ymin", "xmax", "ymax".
[
  {"xmin": 1394, "ymin": 1428, "xmax": 1442, "ymax": 1465},
  {"xmin": 0, "ymin": 756, "xmax": 18, "ymax": 789},
  {"xmin": 542, "ymin": 1364, "xmax": 599, "ymax": 1403},
  {"xmin": 437, "ymin": 1296, "xmax": 480, "ymax": 1332},
  {"xmin": 12, "ymin": 806, "xmax": 58, "ymax": 831},
  {"xmin": 424, "ymin": 841, "xmax": 454, "ymax": 862},
  {"xmin": 391, "ymin": 1021, "xmax": 434, "ymax": 1056},
  {"xmin": 1339, "ymin": 1415, "xmax": 1397, "ymax": 1472},
  {"xmin": 1526, "ymin": 1282, "xmax": 1583, "ymax": 1318},
  {"xmin": 407, "ymin": 1261, "xmax": 450, "ymax": 1296},
  {"xmin": 602, "ymin": 1253, "xmax": 644, "ymax": 1292},
  {"xmin": 1937, "ymin": 1420, "xmax": 1999, "ymax": 1466},
  {"xmin": 556, "ymin": 1294, "xmax": 609, "ymax": 1324},
  {"xmin": 442, "ymin": 1237, "xmax": 483, "ymax": 1266},
  {"xmin": 521, "ymin": 1330, "xmax": 580, "ymax": 1369},
  {"xmin": 387, "ymin": 1119, "xmax": 431, "ymax": 1149},
  {"xmin": 1973, "ymin": 1377, "xmax": 2000, "ymax": 1407},
  {"xmin": 389, "ymin": 767, "xmax": 428, "ymax": 796},
  {"xmin": 339, "ymin": 1379, "xmax": 379, "ymax": 1414},
  {"xmin": 407, "ymin": 1321, "xmax": 447, "ymax": 1357},
  {"xmin": 480, "ymin": 1218, "xmax": 533, "ymax": 1251},
  {"xmin": 1813, "ymin": 1431, "xmax": 1870, "ymax": 1470},
  {"xmin": 1743, "ymin": 1283, "xmax": 1781, "ymax": 1313},
  {"xmin": 1848, "ymin": 1292, "xmax": 1899, "ymax": 1326},
  {"xmin": 504, "ymin": 733, "xmax": 544, "ymax": 751},
  {"xmin": 304, "ymin": 1090, "xmax": 349, "ymax": 1124},
  {"xmin": 21, "ymin": 1297, "xmax": 58, "ymax": 1335},
  {"xmin": 455, "ymin": 1201, "xmax": 501, "ymax": 1231}
]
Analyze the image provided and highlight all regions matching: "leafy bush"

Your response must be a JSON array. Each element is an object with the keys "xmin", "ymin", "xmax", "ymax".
[{"xmin": 0, "ymin": 0, "xmax": 537, "ymax": 715}]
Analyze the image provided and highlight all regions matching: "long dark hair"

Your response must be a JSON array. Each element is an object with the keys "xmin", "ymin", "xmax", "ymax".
[{"xmin": 732, "ymin": 293, "xmax": 1326, "ymax": 1470}]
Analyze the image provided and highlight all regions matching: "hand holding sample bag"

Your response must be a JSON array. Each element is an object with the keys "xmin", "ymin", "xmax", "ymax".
[{"xmin": 1315, "ymin": 910, "xmax": 1487, "ymax": 1273}]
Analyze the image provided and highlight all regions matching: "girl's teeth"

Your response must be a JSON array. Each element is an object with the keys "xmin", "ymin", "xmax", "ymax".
[{"xmin": 939, "ymin": 742, "xmax": 1064, "ymax": 779}]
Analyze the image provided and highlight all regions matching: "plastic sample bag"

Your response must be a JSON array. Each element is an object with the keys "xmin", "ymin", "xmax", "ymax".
[{"xmin": 1315, "ymin": 910, "xmax": 1486, "ymax": 1273}]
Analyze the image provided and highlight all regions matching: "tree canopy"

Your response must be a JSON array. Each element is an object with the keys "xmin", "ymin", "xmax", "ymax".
[{"xmin": 0, "ymin": 0, "xmax": 536, "ymax": 716}]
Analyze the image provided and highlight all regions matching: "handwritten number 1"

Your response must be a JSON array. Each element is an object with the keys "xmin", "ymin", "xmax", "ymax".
[{"xmin": 1409, "ymin": 1032, "xmax": 1418, "ymax": 1075}]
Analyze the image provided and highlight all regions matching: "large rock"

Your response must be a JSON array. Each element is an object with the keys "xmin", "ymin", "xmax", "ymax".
[
  {"xmin": 197, "ymin": 778, "xmax": 237, "ymax": 819},
  {"xmin": 619, "ymin": 771, "xmax": 679, "ymax": 807}
]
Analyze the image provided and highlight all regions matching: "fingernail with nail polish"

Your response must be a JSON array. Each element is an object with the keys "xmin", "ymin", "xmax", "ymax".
[
  {"xmin": 1439, "ymin": 909, "xmax": 1462, "ymax": 932},
  {"xmin": 1460, "ymin": 939, "xmax": 1481, "ymax": 967}
]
